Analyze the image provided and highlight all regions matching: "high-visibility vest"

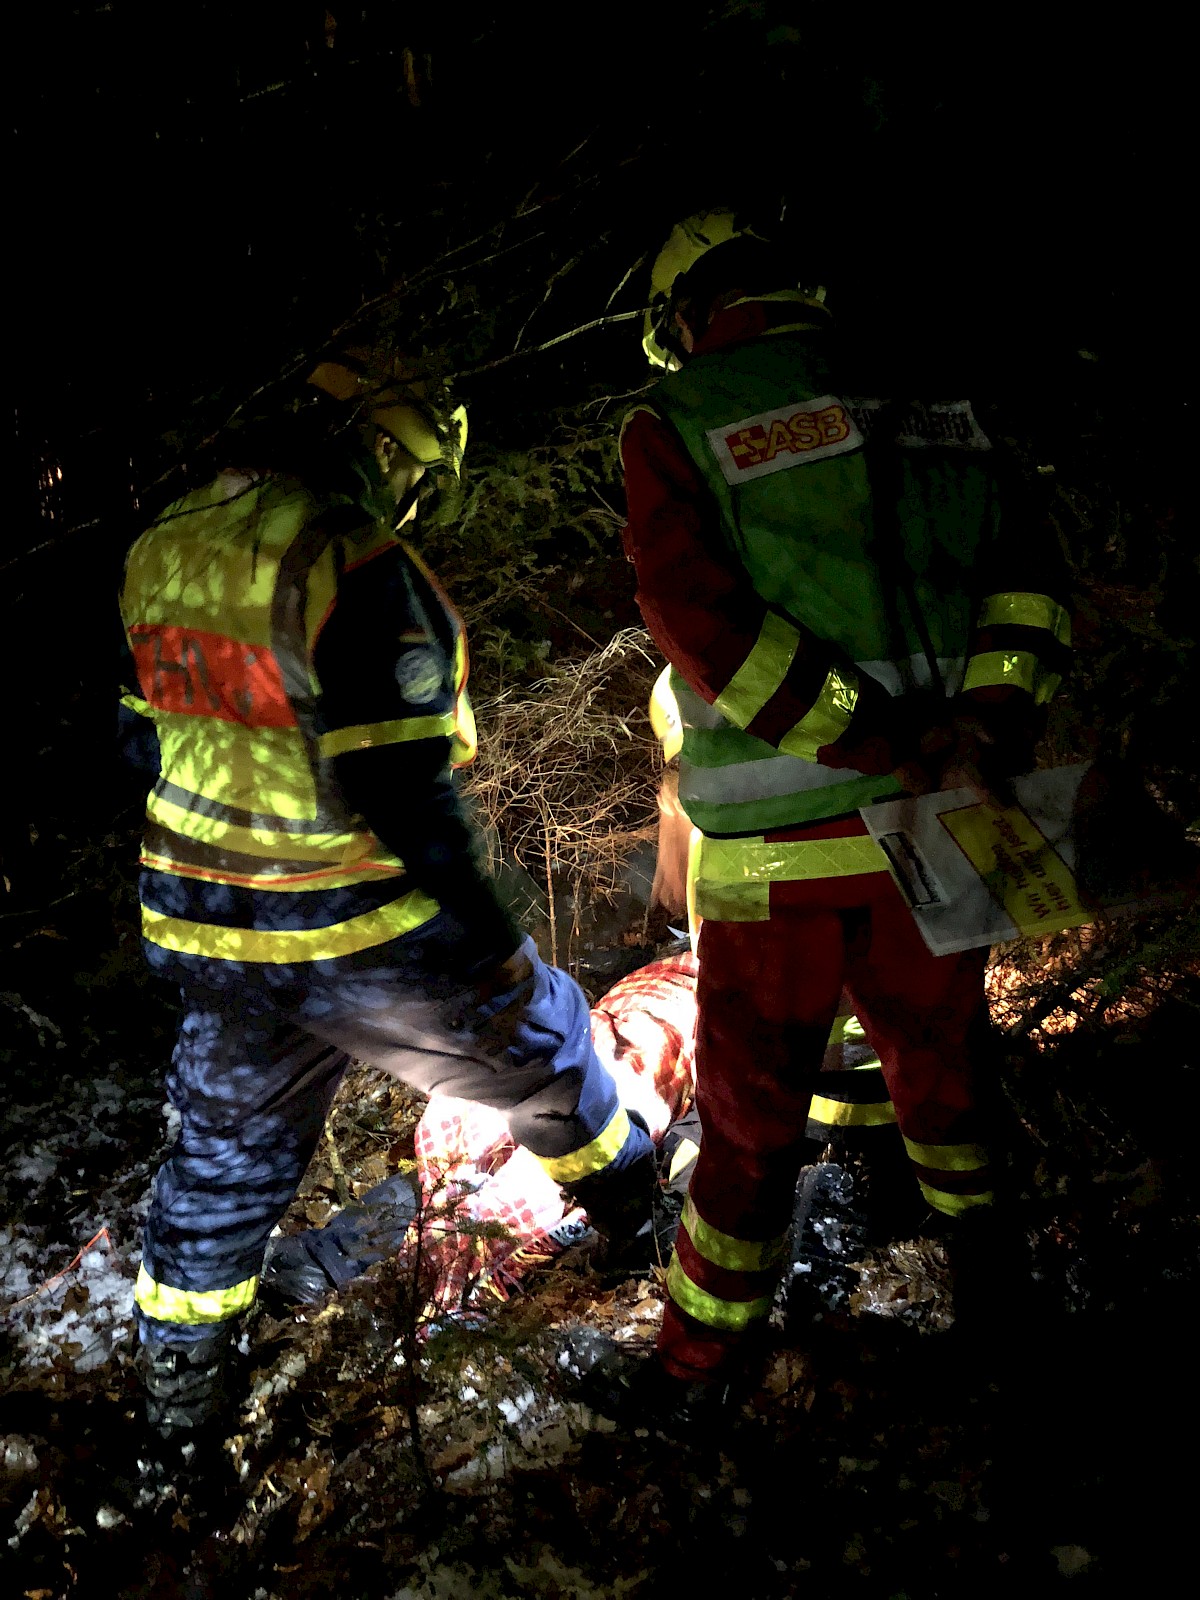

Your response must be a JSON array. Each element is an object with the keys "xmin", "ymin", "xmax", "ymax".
[
  {"xmin": 633, "ymin": 331, "xmax": 1001, "ymax": 837},
  {"xmin": 120, "ymin": 474, "xmax": 476, "ymax": 964}
]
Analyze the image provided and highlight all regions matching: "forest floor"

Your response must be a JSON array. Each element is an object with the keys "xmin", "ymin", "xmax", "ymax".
[{"xmin": 3, "ymin": 891, "xmax": 1198, "ymax": 1599}]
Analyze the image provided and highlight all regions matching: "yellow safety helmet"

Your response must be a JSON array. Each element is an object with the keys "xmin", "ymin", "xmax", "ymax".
[
  {"xmin": 642, "ymin": 208, "xmax": 827, "ymax": 370},
  {"xmin": 649, "ymin": 664, "xmax": 683, "ymax": 761},
  {"xmin": 308, "ymin": 356, "xmax": 468, "ymax": 478},
  {"xmin": 643, "ymin": 210, "xmax": 747, "ymax": 369}
]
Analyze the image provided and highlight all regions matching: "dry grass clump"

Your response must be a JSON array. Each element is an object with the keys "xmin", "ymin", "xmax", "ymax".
[{"xmin": 465, "ymin": 627, "xmax": 662, "ymax": 963}]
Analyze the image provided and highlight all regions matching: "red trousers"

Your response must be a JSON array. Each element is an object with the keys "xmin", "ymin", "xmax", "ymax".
[{"xmin": 659, "ymin": 841, "xmax": 993, "ymax": 1382}]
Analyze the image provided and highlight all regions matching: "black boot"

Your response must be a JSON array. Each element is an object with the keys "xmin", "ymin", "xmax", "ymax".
[{"xmin": 136, "ymin": 1326, "xmax": 236, "ymax": 1442}]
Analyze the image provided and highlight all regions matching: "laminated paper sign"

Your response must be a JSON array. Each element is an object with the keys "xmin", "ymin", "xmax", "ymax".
[{"xmin": 860, "ymin": 765, "xmax": 1093, "ymax": 956}]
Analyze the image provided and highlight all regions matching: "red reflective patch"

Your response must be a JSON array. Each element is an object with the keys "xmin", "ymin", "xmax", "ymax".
[{"xmin": 129, "ymin": 625, "xmax": 296, "ymax": 727}]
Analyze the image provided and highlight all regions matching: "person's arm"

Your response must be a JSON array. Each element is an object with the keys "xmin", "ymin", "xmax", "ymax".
[
  {"xmin": 313, "ymin": 546, "xmax": 521, "ymax": 973},
  {"xmin": 117, "ymin": 620, "xmax": 161, "ymax": 781},
  {"xmin": 620, "ymin": 407, "xmax": 911, "ymax": 774}
]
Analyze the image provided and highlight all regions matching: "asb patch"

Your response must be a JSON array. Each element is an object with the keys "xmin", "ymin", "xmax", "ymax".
[
  {"xmin": 394, "ymin": 647, "xmax": 444, "ymax": 705},
  {"xmin": 844, "ymin": 398, "xmax": 992, "ymax": 452},
  {"xmin": 706, "ymin": 394, "xmax": 863, "ymax": 484}
]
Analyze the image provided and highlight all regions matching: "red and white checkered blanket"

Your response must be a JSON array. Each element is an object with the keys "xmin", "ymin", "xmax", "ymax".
[{"xmin": 412, "ymin": 952, "xmax": 698, "ymax": 1311}]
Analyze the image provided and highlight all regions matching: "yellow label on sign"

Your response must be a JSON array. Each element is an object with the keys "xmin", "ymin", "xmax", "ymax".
[{"xmin": 939, "ymin": 801, "xmax": 1091, "ymax": 937}]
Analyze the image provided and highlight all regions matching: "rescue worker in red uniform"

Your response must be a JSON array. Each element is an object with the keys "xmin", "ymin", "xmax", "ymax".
[
  {"xmin": 119, "ymin": 355, "xmax": 655, "ymax": 1440},
  {"xmin": 619, "ymin": 212, "xmax": 1071, "ymax": 1396}
]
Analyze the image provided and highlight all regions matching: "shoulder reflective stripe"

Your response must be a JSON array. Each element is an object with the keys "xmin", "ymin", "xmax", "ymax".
[
  {"xmin": 618, "ymin": 403, "xmax": 662, "ymax": 454},
  {"xmin": 120, "ymin": 691, "xmax": 155, "ymax": 718},
  {"xmin": 139, "ymin": 852, "xmax": 403, "ymax": 892},
  {"xmin": 857, "ymin": 654, "xmax": 966, "ymax": 696},
  {"xmin": 135, "ymin": 1263, "xmax": 257, "ymax": 1324},
  {"xmin": 681, "ymin": 1195, "xmax": 788, "ymax": 1272},
  {"xmin": 318, "ymin": 713, "xmax": 457, "ymax": 758},
  {"xmin": 918, "ymin": 1183, "xmax": 995, "ymax": 1216},
  {"xmin": 978, "ymin": 591, "xmax": 1071, "ymax": 646},
  {"xmin": 962, "ymin": 650, "xmax": 1062, "ymax": 705},
  {"xmin": 902, "ymin": 1137, "xmax": 989, "ymax": 1172},
  {"xmin": 713, "ymin": 612, "xmax": 800, "ymax": 727},
  {"xmin": 808, "ymin": 1094, "xmax": 897, "ymax": 1128},
  {"xmin": 141, "ymin": 889, "xmax": 440, "ymax": 962},
  {"xmin": 777, "ymin": 664, "xmax": 859, "ymax": 760},
  {"xmin": 665, "ymin": 1256, "xmax": 774, "ymax": 1332},
  {"xmin": 536, "ymin": 1107, "xmax": 631, "ymax": 1185}
]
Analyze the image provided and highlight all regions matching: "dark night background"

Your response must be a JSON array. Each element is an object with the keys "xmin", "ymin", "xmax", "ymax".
[{"xmin": 3, "ymin": 6, "xmax": 1196, "ymax": 1595}]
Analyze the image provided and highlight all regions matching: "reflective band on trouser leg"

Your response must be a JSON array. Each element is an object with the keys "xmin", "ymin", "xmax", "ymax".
[
  {"xmin": 692, "ymin": 831, "xmax": 888, "ymax": 922},
  {"xmin": 917, "ymin": 1180, "xmax": 995, "ymax": 1216},
  {"xmin": 714, "ymin": 611, "xmax": 801, "ymax": 727},
  {"xmin": 536, "ymin": 1107, "xmax": 631, "ymax": 1185},
  {"xmin": 135, "ymin": 1263, "xmax": 258, "ymax": 1325},
  {"xmin": 902, "ymin": 1138, "xmax": 989, "ymax": 1172},
  {"xmin": 977, "ymin": 591, "xmax": 1072, "ymax": 646},
  {"xmin": 665, "ymin": 1256, "xmax": 774, "ymax": 1333},
  {"xmin": 807, "ymin": 1094, "xmax": 897, "ymax": 1130},
  {"xmin": 777, "ymin": 664, "xmax": 860, "ymax": 760},
  {"xmin": 962, "ymin": 649, "xmax": 1062, "ymax": 706},
  {"xmin": 903, "ymin": 1138, "xmax": 994, "ymax": 1216},
  {"xmin": 681, "ymin": 1194, "xmax": 789, "ymax": 1272}
]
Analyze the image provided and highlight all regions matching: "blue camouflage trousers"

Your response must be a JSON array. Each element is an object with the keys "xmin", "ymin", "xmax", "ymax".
[{"xmin": 136, "ymin": 935, "xmax": 651, "ymax": 1344}]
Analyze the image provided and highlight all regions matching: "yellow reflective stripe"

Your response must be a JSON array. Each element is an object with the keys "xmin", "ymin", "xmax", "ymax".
[
  {"xmin": 666, "ymin": 1256, "xmax": 774, "ymax": 1331},
  {"xmin": 778, "ymin": 664, "xmax": 860, "ymax": 760},
  {"xmin": 696, "ymin": 832, "xmax": 888, "ymax": 885},
  {"xmin": 715, "ymin": 612, "xmax": 800, "ymax": 727},
  {"xmin": 618, "ymin": 403, "xmax": 662, "ymax": 454},
  {"xmin": 918, "ymin": 1183, "xmax": 995, "ymax": 1216},
  {"xmin": 139, "ymin": 851, "xmax": 403, "ymax": 892},
  {"xmin": 135, "ymin": 1263, "xmax": 257, "ymax": 1324},
  {"xmin": 668, "ymin": 1138, "xmax": 700, "ymax": 1185},
  {"xmin": 962, "ymin": 650, "xmax": 1062, "ymax": 706},
  {"xmin": 147, "ymin": 793, "xmax": 360, "ymax": 862},
  {"xmin": 317, "ymin": 712, "xmax": 456, "ymax": 758},
  {"xmin": 903, "ymin": 1138, "xmax": 989, "ymax": 1172},
  {"xmin": 120, "ymin": 691, "xmax": 155, "ymax": 719},
  {"xmin": 693, "ymin": 832, "xmax": 887, "ymax": 923},
  {"xmin": 450, "ymin": 689, "xmax": 478, "ymax": 768},
  {"xmin": 682, "ymin": 1195, "xmax": 788, "ymax": 1272},
  {"xmin": 808, "ymin": 1094, "xmax": 897, "ymax": 1128},
  {"xmin": 141, "ymin": 889, "xmax": 440, "ymax": 963},
  {"xmin": 537, "ymin": 1107, "xmax": 631, "ymax": 1185},
  {"xmin": 978, "ymin": 591, "xmax": 1071, "ymax": 646}
]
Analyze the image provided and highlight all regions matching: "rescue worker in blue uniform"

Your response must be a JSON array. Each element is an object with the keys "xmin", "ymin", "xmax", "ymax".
[{"xmin": 118, "ymin": 353, "xmax": 655, "ymax": 1439}]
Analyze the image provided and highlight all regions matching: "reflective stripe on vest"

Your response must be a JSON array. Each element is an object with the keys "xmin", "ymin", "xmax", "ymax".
[
  {"xmin": 673, "ymin": 675, "xmax": 899, "ymax": 837},
  {"xmin": 536, "ymin": 1106, "xmax": 632, "ymax": 1185},
  {"xmin": 692, "ymin": 831, "xmax": 888, "ymax": 922},
  {"xmin": 141, "ymin": 889, "xmax": 441, "ymax": 963},
  {"xmin": 135, "ymin": 1263, "xmax": 258, "ymax": 1325},
  {"xmin": 122, "ymin": 480, "xmax": 450, "ymax": 955},
  {"xmin": 644, "ymin": 333, "xmax": 996, "ymax": 833}
]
